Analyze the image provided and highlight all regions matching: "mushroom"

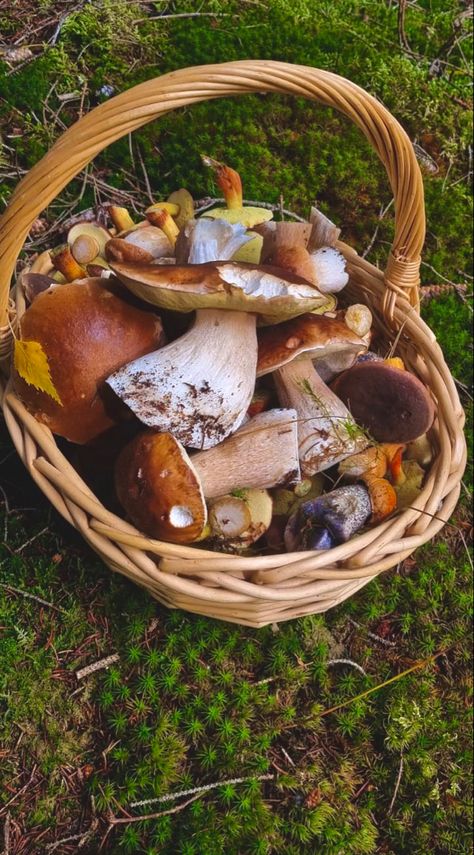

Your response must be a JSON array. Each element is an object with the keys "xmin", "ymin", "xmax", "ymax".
[
  {"xmin": 107, "ymin": 258, "xmax": 330, "ymax": 448},
  {"xmin": 284, "ymin": 472, "xmax": 397, "ymax": 552},
  {"xmin": 51, "ymin": 244, "xmax": 86, "ymax": 282},
  {"xmin": 67, "ymin": 222, "xmax": 111, "ymax": 262},
  {"xmin": 331, "ymin": 361, "xmax": 435, "ymax": 443},
  {"xmin": 405, "ymin": 433, "xmax": 433, "ymax": 468},
  {"xmin": 20, "ymin": 272, "xmax": 57, "ymax": 304},
  {"xmin": 179, "ymin": 217, "xmax": 253, "ymax": 265},
  {"xmin": 307, "ymin": 206, "xmax": 341, "ymax": 252},
  {"xmin": 105, "ymin": 224, "xmax": 173, "ymax": 264},
  {"xmin": 12, "ymin": 278, "xmax": 165, "ymax": 444},
  {"xmin": 115, "ymin": 431, "xmax": 207, "ymax": 544},
  {"xmin": 146, "ymin": 208, "xmax": 179, "ymax": 247},
  {"xmin": 232, "ymin": 231, "xmax": 264, "ymax": 264},
  {"xmin": 257, "ymin": 311, "xmax": 372, "ymax": 475},
  {"xmin": 190, "ymin": 409, "xmax": 301, "ymax": 497},
  {"xmin": 114, "ymin": 408, "xmax": 300, "ymax": 543},
  {"xmin": 337, "ymin": 446, "xmax": 398, "ymax": 522},
  {"xmin": 284, "ymin": 485, "xmax": 372, "ymax": 551},
  {"xmin": 208, "ymin": 489, "xmax": 273, "ymax": 550},
  {"xmin": 166, "ymin": 188, "xmax": 195, "ymax": 230},
  {"xmin": 146, "ymin": 201, "xmax": 180, "ymax": 217},
  {"xmin": 264, "ymin": 218, "xmax": 348, "ymax": 296},
  {"xmin": 108, "ymin": 205, "xmax": 135, "ymax": 232},
  {"xmin": 201, "ymin": 155, "xmax": 273, "ymax": 228}
]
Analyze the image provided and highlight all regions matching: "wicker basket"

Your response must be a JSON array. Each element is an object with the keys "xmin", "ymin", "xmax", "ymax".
[{"xmin": 0, "ymin": 61, "xmax": 467, "ymax": 627}]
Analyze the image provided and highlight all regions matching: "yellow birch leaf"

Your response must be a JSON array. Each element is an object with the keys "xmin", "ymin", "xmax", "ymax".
[{"xmin": 14, "ymin": 339, "xmax": 63, "ymax": 406}]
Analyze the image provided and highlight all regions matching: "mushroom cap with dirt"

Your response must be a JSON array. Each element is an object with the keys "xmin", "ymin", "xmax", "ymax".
[{"xmin": 107, "ymin": 255, "xmax": 334, "ymax": 449}]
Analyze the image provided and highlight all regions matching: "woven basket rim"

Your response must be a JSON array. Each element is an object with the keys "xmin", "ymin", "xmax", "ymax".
[{"xmin": 0, "ymin": 61, "xmax": 467, "ymax": 625}]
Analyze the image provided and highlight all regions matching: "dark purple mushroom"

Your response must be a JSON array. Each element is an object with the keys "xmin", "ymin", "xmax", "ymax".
[{"xmin": 284, "ymin": 484, "xmax": 372, "ymax": 551}]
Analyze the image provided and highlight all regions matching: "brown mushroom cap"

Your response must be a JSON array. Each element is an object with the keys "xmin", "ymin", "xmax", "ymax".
[
  {"xmin": 331, "ymin": 362, "xmax": 435, "ymax": 443},
  {"xmin": 257, "ymin": 312, "xmax": 370, "ymax": 377},
  {"xmin": 109, "ymin": 259, "xmax": 334, "ymax": 322},
  {"xmin": 114, "ymin": 431, "xmax": 207, "ymax": 543},
  {"xmin": 12, "ymin": 278, "xmax": 165, "ymax": 444}
]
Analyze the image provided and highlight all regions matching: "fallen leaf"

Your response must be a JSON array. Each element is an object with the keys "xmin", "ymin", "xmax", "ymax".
[{"xmin": 14, "ymin": 339, "xmax": 63, "ymax": 405}]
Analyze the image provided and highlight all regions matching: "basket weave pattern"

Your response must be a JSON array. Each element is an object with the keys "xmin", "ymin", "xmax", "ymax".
[{"xmin": 0, "ymin": 61, "xmax": 466, "ymax": 626}]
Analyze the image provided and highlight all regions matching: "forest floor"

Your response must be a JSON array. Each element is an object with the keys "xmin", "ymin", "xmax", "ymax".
[{"xmin": 0, "ymin": 2, "xmax": 472, "ymax": 853}]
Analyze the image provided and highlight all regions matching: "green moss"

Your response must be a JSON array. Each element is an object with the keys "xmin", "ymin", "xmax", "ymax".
[{"xmin": 0, "ymin": 0, "xmax": 472, "ymax": 852}]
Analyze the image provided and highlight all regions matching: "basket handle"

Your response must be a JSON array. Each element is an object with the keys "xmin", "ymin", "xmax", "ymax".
[{"xmin": 0, "ymin": 60, "xmax": 425, "ymax": 328}]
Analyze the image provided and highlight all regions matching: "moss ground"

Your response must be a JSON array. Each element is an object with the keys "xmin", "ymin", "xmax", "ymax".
[{"xmin": 0, "ymin": 2, "xmax": 472, "ymax": 852}]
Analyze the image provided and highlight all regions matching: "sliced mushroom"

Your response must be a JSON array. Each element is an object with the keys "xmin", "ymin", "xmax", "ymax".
[
  {"xmin": 67, "ymin": 222, "xmax": 111, "ymax": 260},
  {"xmin": 208, "ymin": 489, "xmax": 273, "ymax": 550}
]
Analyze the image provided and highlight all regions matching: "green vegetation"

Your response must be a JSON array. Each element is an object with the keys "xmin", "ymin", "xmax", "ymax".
[{"xmin": 0, "ymin": 1, "xmax": 472, "ymax": 852}]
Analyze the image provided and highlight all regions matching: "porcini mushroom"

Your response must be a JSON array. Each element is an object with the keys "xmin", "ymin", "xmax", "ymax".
[
  {"xmin": 257, "ymin": 311, "xmax": 372, "ymax": 475},
  {"xmin": 114, "ymin": 408, "xmax": 300, "ymax": 543},
  {"xmin": 107, "ymin": 257, "xmax": 330, "ymax": 448},
  {"xmin": 190, "ymin": 409, "xmax": 300, "ymax": 496},
  {"xmin": 331, "ymin": 361, "xmax": 435, "ymax": 443},
  {"xmin": 12, "ymin": 278, "xmax": 165, "ymax": 444},
  {"xmin": 115, "ymin": 431, "xmax": 207, "ymax": 544}
]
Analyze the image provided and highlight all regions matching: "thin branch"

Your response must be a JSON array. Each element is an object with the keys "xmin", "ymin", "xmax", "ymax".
[
  {"xmin": 347, "ymin": 617, "xmax": 398, "ymax": 648},
  {"xmin": 108, "ymin": 793, "xmax": 204, "ymax": 826},
  {"xmin": 320, "ymin": 648, "xmax": 453, "ymax": 718},
  {"xmin": 387, "ymin": 751, "xmax": 404, "ymax": 815},
  {"xmin": 327, "ymin": 658, "xmax": 368, "ymax": 677},
  {"xmin": 361, "ymin": 199, "xmax": 394, "ymax": 258},
  {"xmin": 14, "ymin": 525, "xmax": 50, "ymax": 553},
  {"xmin": 134, "ymin": 12, "xmax": 230, "ymax": 23},
  {"xmin": 0, "ymin": 766, "xmax": 38, "ymax": 817},
  {"xmin": 76, "ymin": 654, "xmax": 120, "ymax": 681},
  {"xmin": 0, "ymin": 583, "xmax": 64, "ymax": 613},
  {"xmin": 130, "ymin": 774, "xmax": 275, "ymax": 808}
]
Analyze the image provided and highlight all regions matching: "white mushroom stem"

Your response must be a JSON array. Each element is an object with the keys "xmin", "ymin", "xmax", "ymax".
[
  {"xmin": 191, "ymin": 409, "xmax": 301, "ymax": 497},
  {"xmin": 273, "ymin": 359, "xmax": 369, "ymax": 476},
  {"xmin": 107, "ymin": 308, "xmax": 258, "ymax": 449}
]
